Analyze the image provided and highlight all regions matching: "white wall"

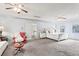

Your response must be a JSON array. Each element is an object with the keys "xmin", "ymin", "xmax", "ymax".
[
  {"xmin": 66, "ymin": 18, "xmax": 79, "ymax": 39},
  {"xmin": 0, "ymin": 16, "xmax": 39, "ymax": 41},
  {"xmin": 37, "ymin": 19, "xmax": 79, "ymax": 40},
  {"xmin": 1, "ymin": 14, "xmax": 79, "ymax": 41}
]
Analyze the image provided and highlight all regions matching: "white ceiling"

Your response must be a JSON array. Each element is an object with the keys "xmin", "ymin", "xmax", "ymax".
[{"xmin": 0, "ymin": 3, "xmax": 79, "ymax": 21}]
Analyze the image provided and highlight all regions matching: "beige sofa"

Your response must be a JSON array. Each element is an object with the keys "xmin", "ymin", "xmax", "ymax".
[{"xmin": 0, "ymin": 41, "xmax": 8, "ymax": 56}]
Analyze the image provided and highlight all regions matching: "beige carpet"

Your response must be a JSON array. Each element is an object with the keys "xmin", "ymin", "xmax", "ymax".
[{"xmin": 2, "ymin": 39, "xmax": 79, "ymax": 56}]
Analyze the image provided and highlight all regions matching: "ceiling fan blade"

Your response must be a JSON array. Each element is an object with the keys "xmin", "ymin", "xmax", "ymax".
[
  {"xmin": 21, "ymin": 9, "xmax": 28, "ymax": 13},
  {"xmin": 5, "ymin": 7, "xmax": 13, "ymax": 9}
]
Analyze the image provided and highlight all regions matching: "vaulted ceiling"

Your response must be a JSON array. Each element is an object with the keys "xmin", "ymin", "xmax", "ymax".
[{"xmin": 0, "ymin": 3, "xmax": 79, "ymax": 21}]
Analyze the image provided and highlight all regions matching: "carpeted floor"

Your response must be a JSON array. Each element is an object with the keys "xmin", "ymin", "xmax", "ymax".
[{"xmin": 2, "ymin": 39, "xmax": 79, "ymax": 56}]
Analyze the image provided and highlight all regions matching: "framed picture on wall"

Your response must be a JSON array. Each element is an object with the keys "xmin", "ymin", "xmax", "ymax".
[{"xmin": 72, "ymin": 25, "xmax": 79, "ymax": 33}]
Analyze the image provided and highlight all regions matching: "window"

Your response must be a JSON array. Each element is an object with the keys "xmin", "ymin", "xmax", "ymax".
[{"xmin": 72, "ymin": 25, "xmax": 79, "ymax": 33}]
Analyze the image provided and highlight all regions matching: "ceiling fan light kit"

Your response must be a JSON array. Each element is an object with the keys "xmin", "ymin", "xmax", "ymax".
[{"xmin": 13, "ymin": 7, "xmax": 18, "ymax": 11}]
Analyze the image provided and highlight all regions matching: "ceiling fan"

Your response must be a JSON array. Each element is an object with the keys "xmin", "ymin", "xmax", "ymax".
[{"xmin": 5, "ymin": 3, "xmax": 28, "ymax": 14}]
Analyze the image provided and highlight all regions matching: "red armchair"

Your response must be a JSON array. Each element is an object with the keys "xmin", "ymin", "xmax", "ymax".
[{"xmin": 13, "ymin": 32, "xmax": 27, "ymax": 55}]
